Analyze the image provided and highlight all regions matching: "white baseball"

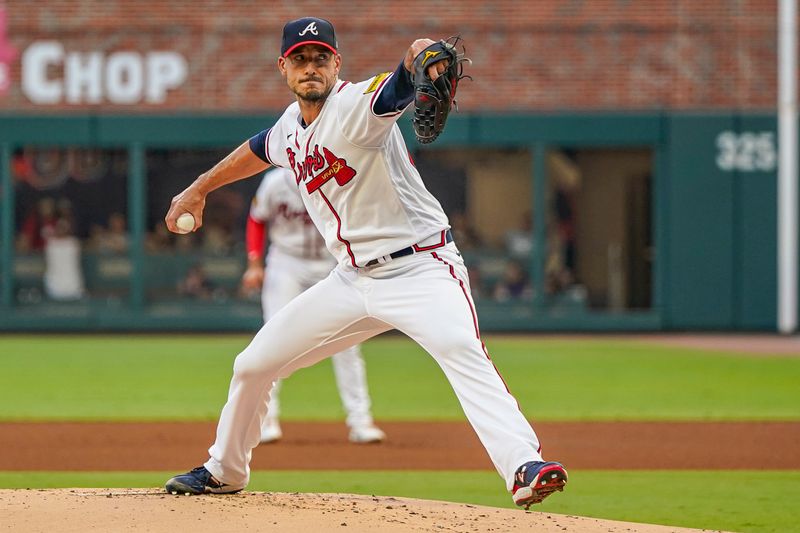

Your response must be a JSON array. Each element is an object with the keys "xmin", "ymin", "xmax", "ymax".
[{"xmin": 175, "ymin": 213, "xmax": 195, "ymax": 234}]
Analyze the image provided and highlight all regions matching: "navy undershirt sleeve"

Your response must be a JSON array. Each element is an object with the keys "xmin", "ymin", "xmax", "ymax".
[
  {"xmin": 372, "ymin": 61, "xmax": 414, "ymax": 116},
  {"xmin": 248, "ymin": 129, "xmax": 269, "ymax": 164}
]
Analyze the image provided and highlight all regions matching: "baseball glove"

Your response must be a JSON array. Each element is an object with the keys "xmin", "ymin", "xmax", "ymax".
[{"xmin": 411, "ymin": 37, "xmax": 471, "ymax": 144}]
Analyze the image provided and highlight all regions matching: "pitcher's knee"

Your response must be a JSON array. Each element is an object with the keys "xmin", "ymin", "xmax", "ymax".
[{"xmin": 232, "ymin": 347, "xmax": 281, "ymax": 382}]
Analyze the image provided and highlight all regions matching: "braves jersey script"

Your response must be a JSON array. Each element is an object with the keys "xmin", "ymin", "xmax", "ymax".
[
  {"xmin": 260, "ymin": 75, "xmax": 450, "ymax": 268},
  {"xmin": 250, "ymin": 167, "xmax": 329, "ymax": 261}
]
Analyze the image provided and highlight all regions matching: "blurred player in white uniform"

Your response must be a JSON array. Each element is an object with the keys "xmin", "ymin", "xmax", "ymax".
[
  {"xmin": 242, "ymin": 167, "xmax": 385, "ymax": 444},
  {"xmin": 165, "ymin": 17, "xmax": 567, "ymax": 508}
]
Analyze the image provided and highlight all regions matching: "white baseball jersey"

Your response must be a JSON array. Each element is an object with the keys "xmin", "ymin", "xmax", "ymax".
[{"xmin": 260, "ymin": 76, "xmax": 450, "ymax": 268}]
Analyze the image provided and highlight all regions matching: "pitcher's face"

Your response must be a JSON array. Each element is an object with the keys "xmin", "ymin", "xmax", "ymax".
[{"xmin": 279, "ymin": 44, "xmax": 341, "ymax": 103}]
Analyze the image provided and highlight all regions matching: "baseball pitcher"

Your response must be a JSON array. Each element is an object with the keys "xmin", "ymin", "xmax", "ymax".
[{"xmin": 164, "ymin": 17, "xmax": 567, "ymax": 509}]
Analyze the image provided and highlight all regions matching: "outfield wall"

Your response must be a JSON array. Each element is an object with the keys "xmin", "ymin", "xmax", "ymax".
[
  {"xmin": 0, "ymin": 1, "xmax": 776, "ymax": 112},
  {"xmin": 0, "ymin": 111, "xmax": 793, "ymax": 332}
]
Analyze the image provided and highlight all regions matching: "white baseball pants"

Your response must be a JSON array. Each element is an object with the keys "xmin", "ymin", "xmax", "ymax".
[{"xmin": 205, "ymin": 244, "xmax": 543, "ymax": 490}]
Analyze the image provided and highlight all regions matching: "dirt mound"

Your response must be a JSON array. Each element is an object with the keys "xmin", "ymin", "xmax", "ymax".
[{"xmin": 2, "ymin": 488, "xmax": 722, "ymax": 532}]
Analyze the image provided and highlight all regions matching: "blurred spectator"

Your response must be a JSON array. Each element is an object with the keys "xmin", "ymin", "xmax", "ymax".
[
  {"xmin": 543, "ymin": 150, "xmax": 581, "ymax": 295},
  {"xmin": 86, "ymin": 223, "xmax": 105, "ymax": 250},
  {"xmin": 145, "ymin": 221, "xmax": 175, "ymax": 253},
  {"xmin": 177, "ymin": 265, "xmax": 215, "ymax": 300},
  {"xmin": 554, "ymin": 186, "xmax": 577, "ymax": 275},
  {"xmin": 17, "ymin": 197, "xmax": 57, "ymax": 252},
  {"xmin": 545, "ymin": 258, "xmax": 576, "ymax": 296},
  {"xmin": 11, "ymin": 148, "xmax": 34, "ymax": 182},
  {"xmin": 493, "ymin": 261, "xmax": 533, "ymax": 302},
  {"xmin": 90, "ymin": 212, "xmax": 129, "ymax": 254},
  {"xmin": 450, "ymin": 211, "xmax": 483, "ymax": 251},
  {"xmin": 202, "ymin": 222, "xmax": 234, "ymax": 256},
  {"xmin": 540, "ymin": 185, "xmax": 578, "ymax": 296},
  {"xmin": 505, "ymin": 210, "xmax": 535, "ymax": 260},
  {"xmin": 56, "ymin": 197, "xmax": 77, "ymax": 233},
  {"xmin": 43, "ymin": 217, "xmax": 85, "ymax": 301}
]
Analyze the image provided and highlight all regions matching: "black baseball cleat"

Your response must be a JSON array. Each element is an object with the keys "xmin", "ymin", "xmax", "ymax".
[
  {"xmin": 511, "ymin": 461, "xmax": 568, "ymax": 509},
  {"xmin": 165, "ymin": 466, "xmax": 243, "ymax": 495}
]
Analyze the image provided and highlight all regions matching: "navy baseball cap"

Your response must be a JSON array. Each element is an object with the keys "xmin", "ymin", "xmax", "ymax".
[{"xmin": 281, "ymin": 17, "xmax": 338, "ymax": 57}]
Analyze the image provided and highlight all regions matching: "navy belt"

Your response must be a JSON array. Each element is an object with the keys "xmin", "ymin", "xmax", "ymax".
[{"xmin": 365, "ymin": 230, "xmax": 453, "ymax": 267}]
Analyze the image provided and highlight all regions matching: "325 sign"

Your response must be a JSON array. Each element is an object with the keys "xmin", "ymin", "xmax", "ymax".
[{"xmin": 715, "ymin": 131, "xmax": 777, "ymax": 172}]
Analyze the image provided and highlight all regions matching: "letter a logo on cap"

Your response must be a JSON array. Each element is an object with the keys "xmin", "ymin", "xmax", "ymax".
[
  {"xmin": 299, "ymin": 22, "xmax": 318, "ymax": 36},
  {"xmin": 281, "ymin": 17, "xmax": 337, "ymax": 57}
]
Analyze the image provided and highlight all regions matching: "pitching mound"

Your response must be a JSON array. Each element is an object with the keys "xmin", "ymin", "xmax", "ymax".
[{"xmin": 2, "ymin": 489, "xmax": 721, "ymax": 532}]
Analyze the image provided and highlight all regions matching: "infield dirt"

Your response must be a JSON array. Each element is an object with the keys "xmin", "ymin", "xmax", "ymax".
[{"xmin": 1, "ymin": 420, "xmax": 797, "ymax": 471}]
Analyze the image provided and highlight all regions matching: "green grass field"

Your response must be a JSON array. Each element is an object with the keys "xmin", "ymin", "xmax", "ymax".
[
  {"xmin": 1, "ymin": 334, "xmax": 798, "ymax": 421},
  {"xmin": 1, "ymin": 334, "xmax": 799, "ymax": 532}
]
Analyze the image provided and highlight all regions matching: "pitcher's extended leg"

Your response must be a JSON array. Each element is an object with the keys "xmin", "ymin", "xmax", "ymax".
[
  {"xmin": 372, "ymin": 249, "xmax": 543, "ymax": 490},
  {"xmin": 204, "ymin": 270, "xmax": 389, "ymax": 487}
]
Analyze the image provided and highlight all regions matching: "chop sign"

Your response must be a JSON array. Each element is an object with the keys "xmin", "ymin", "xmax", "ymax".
[{"xmin": 22, "ymin": 41, "xmax": 188, "ymax": 105}]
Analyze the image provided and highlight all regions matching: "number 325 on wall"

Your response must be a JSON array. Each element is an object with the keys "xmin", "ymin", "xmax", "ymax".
[{"xmin": 716, "ymin": 131, "xmax": 777, "ymax": 172}]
